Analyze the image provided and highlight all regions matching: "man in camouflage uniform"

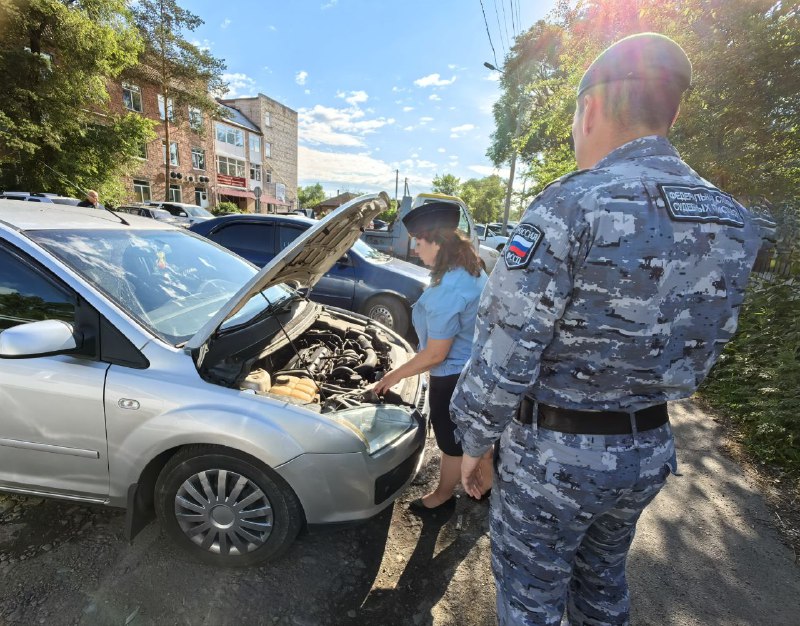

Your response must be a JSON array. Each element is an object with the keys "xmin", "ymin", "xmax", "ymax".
[{"xmin": 451, "ymin": 33, "xmax": 774, "ymax": 625}]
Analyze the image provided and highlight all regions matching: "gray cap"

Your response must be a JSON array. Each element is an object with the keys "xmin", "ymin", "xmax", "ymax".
[{"xmin": 577, "ymin": 32, "xmax": 692, "ymax": 97}]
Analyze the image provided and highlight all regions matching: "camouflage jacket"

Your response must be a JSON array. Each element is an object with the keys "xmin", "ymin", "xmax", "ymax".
[{"xmin": 451, "ymin": 135, "xmax": 773, "ymax": 457}]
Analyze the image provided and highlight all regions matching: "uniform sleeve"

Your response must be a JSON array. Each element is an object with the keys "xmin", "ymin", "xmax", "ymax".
[
  {"xmin": 425, "ymin": 285, "xmax": 465, "ymax": 340},
  {"xmin": 450, "ymin": 182, "xmax": 591, "ymax": 456}
]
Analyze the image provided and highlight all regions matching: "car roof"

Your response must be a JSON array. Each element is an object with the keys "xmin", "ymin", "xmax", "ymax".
[
  {"xmin": 196, "ymin": 213, "xmax": 316, "ymax": 229},
  {"xmin": 0, "ymin": 199, "xmax": 175, "ymax": 231}
]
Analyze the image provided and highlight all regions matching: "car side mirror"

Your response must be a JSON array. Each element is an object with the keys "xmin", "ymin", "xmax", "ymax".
[{"xmin": 0, "ymin": 319, "xmax": 81, "ymax": 359}]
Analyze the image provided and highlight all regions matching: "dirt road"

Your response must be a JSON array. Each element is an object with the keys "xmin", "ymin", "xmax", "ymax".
[{"xmin": 1, "ymin": 398, "xmax": 798, "ymax": 625}]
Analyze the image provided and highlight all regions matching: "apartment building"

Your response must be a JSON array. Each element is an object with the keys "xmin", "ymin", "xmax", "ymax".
[
  {"xmin": 109, "ymin": 79, "xmax": 215, "ymax": 207},
  {"xmin": 220, "ymin": 94, "xmax": 298, "ymax": 212},
  {"xmin": 213, "ymin": 103, "xmax": 263, "ymax": 213}
]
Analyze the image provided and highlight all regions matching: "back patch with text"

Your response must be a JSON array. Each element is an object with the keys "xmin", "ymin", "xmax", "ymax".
[
  {"xmin": 504, "ymin": 223, "xmax": 543, "ymax": 269},
  {"xmin": 658, "ymin": 184, "xmax": 744, "ymax": 227}
]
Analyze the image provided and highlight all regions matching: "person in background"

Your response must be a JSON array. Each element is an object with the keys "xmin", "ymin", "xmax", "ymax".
[
  {"xmin": 373, "ymin": 201, "xmax": 493, "ymax": 513},
  {"xmin": 451, "ymin": 33, "xmax": 775, "ymax": 625},
  {"xmin": 77, "ymin": 190, "xmax": 100, "ymax": 209}
]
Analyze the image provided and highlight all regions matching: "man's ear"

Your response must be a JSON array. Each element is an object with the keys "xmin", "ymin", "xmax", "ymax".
[{"xmin": 580, "ymin": 93, "xmax": 599, "ymax": 137}]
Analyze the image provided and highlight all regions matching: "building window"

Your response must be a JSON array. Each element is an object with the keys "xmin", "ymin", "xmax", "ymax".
[
  {"xmin": 122, "ymin": 83, "xmax": 142, "ymax": 112},
  {"xmin": 189, "ymin": 106, "xmax": 203, "ymax": 131},
  {"xmin": 264, "ymin": 170, "xmax": 272, "ymax": 183},
  {"xmin": 263, "ymin": 112, "xmax": 271, "ymax": 127},
  {"xmin": 158, "ymin": 94, "xmax": 174, "ymax": 121},
  {"xmin": 169, "ymin": 184, "xmax": 182, "ymax": 202},
  {"xmin": 250, "ymin": 163, "xmax": 261, "ymax": 182},
  {"xmin": 137, "ymin": 143, "xmax": 148, "ymax": 160},
  {"xmin": 264, "ymin": 142, "xmax": 272, "ymax": 158},
  {"xmin": 162, "ymin": 141, "xmax": 179, "ymax": 166},
  {"xmin": 216, "ymin": 155, "xmax": 246, "ymax": 178},
  {"xmin": 133, "ymin": 179, "xmax": 151, "ymax": 202},
  {"xmin": 215, "ymin": 123, "xmax": 243, "ymax": 147},
  {"xmin": 249, "ymin": 134, "xmax": 261, "ymax": 158},
  {"xmin": 194, "ymin": 187, "xmax": 206, "ymax": 206},
  {"xmin": 191, "ymin": 147, "xmax": 206, "ymax": 170}
]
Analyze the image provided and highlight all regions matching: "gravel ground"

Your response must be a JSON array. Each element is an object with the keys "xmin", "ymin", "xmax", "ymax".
[{"xmin": 1, "ymin": 398, "xmax": 798, "ymax": 625}]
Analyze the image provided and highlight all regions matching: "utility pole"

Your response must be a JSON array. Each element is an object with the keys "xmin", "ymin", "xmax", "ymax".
[
  {"xmin": 485, "ymin": 61, "xmax": 524, "ymax": 235},
  {"xmin": 395, "ymin": 169, "xmax": 399, "ymax": 204}
]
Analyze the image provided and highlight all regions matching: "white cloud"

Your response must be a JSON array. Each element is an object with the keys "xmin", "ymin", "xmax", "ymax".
[
  {"xmin": 402, "ymin": 106, "xmax": 414, "ymax": 112},
  {"xmin": 321, "ymin": 0, "xmax": 338, "ymax": 8},
  {"xmin": 414, "ymin": 73, "xmax": 457, "ymax": 88},
  {"xmin": 416, "ymin": 160, "xmax": 437, "ymax": 169},
  {"xmin": 403, "ymin": 126, "xmax": 415, "ymax": 131},
  {"xmin": 304, "ymin": 89, "xmax": 311, "ymax": 95},
  {"xmin": 263, "ymin": 66, "xmax": 272, "ymax": 73},
  {"xmin": 299, "ymin": 146, "xmax": 430, "ymax": 191},
  {"xmin": 221, "ymin": 72, "xmax": 257, "ymax": 98},
  {"xmin": 419, "ymin": 116, "xmax": 434, "ymax": 125},
  {"xmin": 410, "ymin": 153, "xmax": 419, "ymax": 158},
  {"xmin": 469, "ymin": 164, "xmax": 509, "ymax": 178},
  {"xmin": 392, "ymin": 86, "xmax": 405, "ymax": 93},
  {"xmin": 295, "ymin": 71, "xmax": 308, "ymax": 85},
  {"xmin": 447, "ymin": 64, "xmax": 458, "ymax": 70},
  {"xmin": 484, "ymin": 72, "xmax": 501, "ymax": 82},
  {"xmin": 429, "ymin": 94, "xmax": 441, "ymax": 101},
  {"xmin": 220, "ymin": 18, "xmax": 231, "ymax": 29},
  {"xmin": 191, "ymin": 39, "xmax": 213, "ymax": 52},
  {"xmin": 437, "ymin": 148, "xmax": 446, "ymax": 153},
  {"xmin": 269, "ymin": 25, "xmax": 277, "ymax": 31},
  {"xmin": 337, "ymin": 90, "xmax": 368, "ymax": 106},
  {"xmin": 451, "ymin": 123, "xmax": 475, "ymax": 133},
  {"xmin": 298, "ymin": 103, "xmax": 394, "ymax": 147}
]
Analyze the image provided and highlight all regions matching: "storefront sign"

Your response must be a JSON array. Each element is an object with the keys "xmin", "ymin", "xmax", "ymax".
[{"xmin": 217, "ymin": 174, "xmax": 246, "ymax": 188}]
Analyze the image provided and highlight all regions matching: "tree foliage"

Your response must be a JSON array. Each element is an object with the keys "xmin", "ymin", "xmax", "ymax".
[
  {"xmin": 297, "ymin": 183, "xmax": 326, "ymax": 208},
  {"xmin": 491, "ymin": 0, "xmax": 800, "ymax": 201},
  {"xmin": 460, "ymin": 175, "xmax": 506, "ymax": 224},
  {"xmin": 0, "ymin": 0, "xmax": 155, "ymax": 199},
  {"xmin": 431, "ymin": 173, "xmax": 461, "ymax": 196},
  {"xmin": 129, "ymin": 0, "xmax": 226, "ymax": 200}
]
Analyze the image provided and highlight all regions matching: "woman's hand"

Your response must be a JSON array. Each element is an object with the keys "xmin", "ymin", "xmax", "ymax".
[{"xmin": 373, "ymin": 369, "xmax": 404, "ymax": 396}]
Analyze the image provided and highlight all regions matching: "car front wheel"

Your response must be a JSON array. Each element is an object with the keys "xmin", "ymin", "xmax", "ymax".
[
  {"xmin": 154, "ymin": 446, "xmax": 303, "ymax": 567},
  {"xmin": 365, "ymin": 295, "xmax": 409, "ymax": 336}
]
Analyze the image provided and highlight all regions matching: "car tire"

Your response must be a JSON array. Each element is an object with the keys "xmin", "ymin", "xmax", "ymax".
[
  {"xmin": 154, "ymin": 445, "xmax": 303, "ymax": 567},
  {"xmin": 365, "ymin": 295, "xmax": 409, "ymax": 336}
]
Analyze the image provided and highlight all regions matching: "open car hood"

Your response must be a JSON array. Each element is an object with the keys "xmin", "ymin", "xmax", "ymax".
[{"xmin": 185, "ymin": 192, "xmax": 389, "ymax": 353}]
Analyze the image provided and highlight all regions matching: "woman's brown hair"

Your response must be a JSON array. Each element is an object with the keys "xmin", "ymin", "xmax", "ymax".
[{"xmin": 414, "ymin": 227, "xmax": 482, "ymax": 286}]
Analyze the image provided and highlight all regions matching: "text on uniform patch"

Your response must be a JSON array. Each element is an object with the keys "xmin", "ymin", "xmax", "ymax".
[
  {"xmin": 504, "ymin": 223, "xmax": 544, "ymax": 269},
  {"xmin": 658, "ymin": 184, "xmax": 745, "ymax": 227}
]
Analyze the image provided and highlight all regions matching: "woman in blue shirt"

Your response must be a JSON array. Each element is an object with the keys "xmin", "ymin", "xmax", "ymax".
[{"xmin": 373, "ymin": 202, "xmax": 492, "ymax": 513}]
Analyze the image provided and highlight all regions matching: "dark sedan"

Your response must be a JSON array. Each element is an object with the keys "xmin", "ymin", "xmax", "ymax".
[{"xmin": 190, "ymin": 213, "xmax": 430, "ymax": 336}]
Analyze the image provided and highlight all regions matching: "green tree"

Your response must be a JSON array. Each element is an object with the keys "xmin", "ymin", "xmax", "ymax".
[
  {"xmin": 0, "ymin": 0, "xmax": 155, "ymax": 197},
  {"xmin": 431, "ymin": 173, "xmax": 461, "ymax": 196},
  {"xmin": 297, "ymin": 183, "xmax": 326, "ymax": 208},
  {"xmin": 460, "ymin": 175, "xmax": 506, "ymax": 224},
  {"xmin": 130, "ymin": 0, "xmax": 226, "ymax": 201}
]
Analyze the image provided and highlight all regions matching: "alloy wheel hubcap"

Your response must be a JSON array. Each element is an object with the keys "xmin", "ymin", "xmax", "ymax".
[{"xmin": 175, "ymin": 469, "xmax": 273, "ymax": 556}]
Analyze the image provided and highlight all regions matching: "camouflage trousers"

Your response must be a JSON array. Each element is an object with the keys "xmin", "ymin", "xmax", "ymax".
[{"xmin": 490, "ymin": 417, "xmax": 677, "ymax": 626}]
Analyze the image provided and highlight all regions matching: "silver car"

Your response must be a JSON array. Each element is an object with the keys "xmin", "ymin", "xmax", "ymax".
[{"xmin": 0, "ymin": 193, "xmax": 427, "ymax": 567}]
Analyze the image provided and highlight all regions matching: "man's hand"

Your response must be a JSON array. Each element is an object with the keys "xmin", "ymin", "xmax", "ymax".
[{"xmin": 461, "ymin": 454, "xmax": 484, "ymax": 499}]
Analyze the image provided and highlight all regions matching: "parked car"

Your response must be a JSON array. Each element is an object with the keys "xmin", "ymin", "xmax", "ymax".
[
  {"xmin": 0, "ymin": 193, "xmax": 427, "ymax": 567},
  {"xmin": 118, "ymin": 204, "xmax": 190, "ymax": 227},
  {"xmin": 190, "ymin": 213, "xmax": 429, "ymax": 337},
  {"xmin": 0, "ymin": 192, "xmax": 80, "ymax": 205},
  {"xmin": 479, "ymin": 244, "xmax": 501, "ymax": 273},
  {"xmin": 488, "ymin": 221, "xmax": 518, "ymax": 236},
  {"xmin": 475, "ymin": 223, "xmax": 508, "ymax": 251},
  {"xmin": 146, "ymin": 201, "xmax": 214, "ymax": 226}
]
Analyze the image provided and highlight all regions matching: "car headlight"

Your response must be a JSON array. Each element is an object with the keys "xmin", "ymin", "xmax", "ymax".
[{"xmin": 332, "ymin": 405, "xmax": 416, "ymax": 454}]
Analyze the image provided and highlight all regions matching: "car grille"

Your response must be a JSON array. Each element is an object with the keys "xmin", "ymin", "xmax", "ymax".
[{"xmin": 374, "ymin": 444, "xmax": 424, "ymax": 505}]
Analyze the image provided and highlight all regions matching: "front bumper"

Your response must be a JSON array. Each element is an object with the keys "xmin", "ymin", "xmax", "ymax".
[{"xmin": 274, "ymin": 413, "xmax": 426, "ymax": 524}]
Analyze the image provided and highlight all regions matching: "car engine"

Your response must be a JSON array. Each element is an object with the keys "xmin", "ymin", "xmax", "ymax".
[{"xmin": 241, "ymin": 316, "xmax": 409, "ymax": 412}]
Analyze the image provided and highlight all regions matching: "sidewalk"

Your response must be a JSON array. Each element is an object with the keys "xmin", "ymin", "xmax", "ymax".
[{"xmin": 628, "ymin": 398, "xmax": 800, "ymax": 625}]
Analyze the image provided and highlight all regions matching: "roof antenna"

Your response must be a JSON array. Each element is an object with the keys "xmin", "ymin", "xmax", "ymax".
[{"xmin": 40, "ymin": 162, "xmax": 130, "ymax": 226}]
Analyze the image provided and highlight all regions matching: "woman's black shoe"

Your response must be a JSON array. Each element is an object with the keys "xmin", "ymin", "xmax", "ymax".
[{"xmin": 408, "ymin": 496, "xmax": 456, "ymax": 515}]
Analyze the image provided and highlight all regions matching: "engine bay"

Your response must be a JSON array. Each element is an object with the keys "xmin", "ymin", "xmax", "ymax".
[{"xmin": 239, "ymin": 312, "xmax": 412, "ymax": 412}]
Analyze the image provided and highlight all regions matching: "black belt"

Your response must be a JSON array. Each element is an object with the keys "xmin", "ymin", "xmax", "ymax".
[{"xmin": 516, "ymin": 397, "xmax": 668, "ymax": 435}]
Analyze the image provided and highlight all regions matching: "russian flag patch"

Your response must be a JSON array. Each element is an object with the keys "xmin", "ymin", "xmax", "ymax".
[{"xmin": 504, "ymin": 223, "xmax": 543, "ymax": 269}]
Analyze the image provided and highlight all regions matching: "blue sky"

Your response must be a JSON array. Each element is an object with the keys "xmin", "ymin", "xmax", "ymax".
[{"xmin": 184, "ymin": 0, "xmax": 557, "ymax": 196}]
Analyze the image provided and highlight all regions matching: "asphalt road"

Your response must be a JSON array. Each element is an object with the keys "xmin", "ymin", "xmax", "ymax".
[{"xmin": 1, "ymin": 398, "xmax": 798, "ymax": 625}]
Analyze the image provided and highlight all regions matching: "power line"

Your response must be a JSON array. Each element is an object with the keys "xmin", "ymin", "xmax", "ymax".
[
  {"xmin": 479, "ymin": 0, "xmax": 500, "ymax": 70},
  {"xmin": 500, "ymin": 0, "xmax": 512, "ymax": 44},
  {"xmin": 492, "ymin": 0, "xmax": 508, "ymax": 56},
  {"xmin": 508, "ymin": 0, "xmax": 517, "ymax": 38}
]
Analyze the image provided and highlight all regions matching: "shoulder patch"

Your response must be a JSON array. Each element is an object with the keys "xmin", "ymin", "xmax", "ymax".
[
  {"xmin": 504, "ymin": 223, "xmax": 544, "ymax": 270},
  {"xmin": 658, "ymin": 184, "xmax": 745, "ymax": 227}
]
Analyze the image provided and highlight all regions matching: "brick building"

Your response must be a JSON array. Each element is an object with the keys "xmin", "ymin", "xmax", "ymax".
[
  {"xmin": 213, "ymin": 103, "xmax": 262, "ymax": 213},
  {"xmin": 108, "ymin": 79, "xmax": 216, "ymax": 208},
  {"xmin": 220, "ymin": 94, "xmax": 298, "ymax": 212}
]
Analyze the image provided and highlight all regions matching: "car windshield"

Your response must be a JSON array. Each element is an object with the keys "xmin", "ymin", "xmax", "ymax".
[
  {"xmin": 152, "ymin": 209, "xmax": 174, "ymax": 220},
  {"xmin": 30, "ymin": 229, "xmax": 295, "ymax": 345},
  {"xmin": 185, "ymin": 206, "xmax": 213, "ymax": 218},
  {"xmin": 351, "ymin": 238, "xmax": 390, "ymax": 262}
]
